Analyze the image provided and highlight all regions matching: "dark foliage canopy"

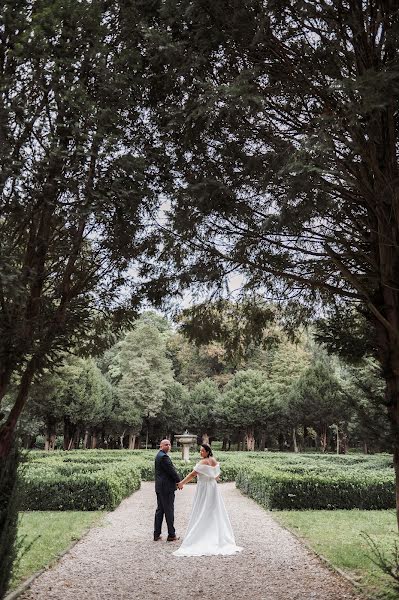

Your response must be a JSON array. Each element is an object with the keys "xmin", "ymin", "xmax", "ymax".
[
  {"xmin": 136, "ymin": 1, "xmax": 399, "ymax": 370},
  {"xmin": 0, "ymin": 0, "xmax": 168, "ymax": 453}
]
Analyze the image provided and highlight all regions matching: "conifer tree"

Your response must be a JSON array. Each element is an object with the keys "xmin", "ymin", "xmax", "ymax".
[
  {"xmin": 137, "ymin": 0, "xmax": 399, "ymax": 524},
  {"xmin": 0, "ymin": 0, "xmax": 166, "ymax": 455}
]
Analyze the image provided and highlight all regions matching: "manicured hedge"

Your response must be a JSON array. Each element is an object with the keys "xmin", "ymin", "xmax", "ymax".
[
  {"xmin": 236, "ymin": 466, "xmax": 395, "ymax": 510},
  {"xmin": 20, "ymin": 449, "xmax": 242, "ymax": 513},
  {"xmin": 22, "ymin": 449, "xmax": 395, "ymax": 511},
  {"xmin": 20, "ymin": 460, "xmax": 140, "ymax": 511}
]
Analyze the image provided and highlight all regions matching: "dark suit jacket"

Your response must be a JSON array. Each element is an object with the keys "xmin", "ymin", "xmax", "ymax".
[{"xmin": 155, "ymin": 450, "xmax": 181, "ymax": 494}]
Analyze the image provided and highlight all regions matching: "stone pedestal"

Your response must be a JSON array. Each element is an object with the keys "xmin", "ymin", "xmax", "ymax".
[{"xmin": 174, "ymin": 430, "xmax": 197, "ymax": 463}]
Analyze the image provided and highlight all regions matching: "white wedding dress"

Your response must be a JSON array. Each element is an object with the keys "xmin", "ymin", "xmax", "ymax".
[{"xmin": 173, "ymin": 462, "xmax": 243, "ymax": 557}]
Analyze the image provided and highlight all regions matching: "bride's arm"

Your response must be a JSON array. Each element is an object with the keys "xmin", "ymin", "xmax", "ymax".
[{"xmin": 179, "ymin": 470, "xmax": 197, "ymax": 486}]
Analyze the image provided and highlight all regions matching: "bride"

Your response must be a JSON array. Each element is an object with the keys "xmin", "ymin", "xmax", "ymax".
[{"xmin": 173, "ymin": 443, "xmax": 243, "ymax": 557}]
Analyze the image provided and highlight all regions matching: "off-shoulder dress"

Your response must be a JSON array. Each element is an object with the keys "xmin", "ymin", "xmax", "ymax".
[{"xmin": 173, "ymin": 462, "xmax": 243, "ymax": 557}]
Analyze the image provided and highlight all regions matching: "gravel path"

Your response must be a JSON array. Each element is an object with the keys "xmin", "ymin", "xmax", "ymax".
[{"xmin": 21, "ymin": 482, "xmax": 361, "ymax": 600}]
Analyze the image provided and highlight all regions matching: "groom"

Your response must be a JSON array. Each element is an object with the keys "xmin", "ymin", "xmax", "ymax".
[{"xmin": 154, "ymin": 439, "xmax": 183, "ymax": 542}]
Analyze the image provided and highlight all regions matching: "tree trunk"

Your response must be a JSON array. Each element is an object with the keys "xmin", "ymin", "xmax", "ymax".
[
  {"xmin": 74, "ymin": 427, "xmax": 81, "ymax": 450},
  {"xmin": 128, "ymin": 433, "xmax": 136, "ymax": 450},
  {"xmin": 245, "ymin": 428, "xmax": 255, "ymax": 451},
  {"xmin": 222, "ymin": 437, "xmax": 227, "ymax": 450},
  {"xmin": 292, "ymin": 428, "xmax": 299, "ymax": 453},
  {"xmin": 23, "ymin": 434, "xmax": 36, "ymax": 449},
  {"xmin": 45, "ymin": 416, "xmax": 57, "ymax": 451},
  {"xmin": 63, "ymin": 416, "xmax": 74, "ymax": 450},
  {"xmin": 83, "ymin": 430, "xmax": 90, "ymax": 449},
  {"xmin": 202, "ymin": 433, "xmax": 210, "ymax": 444},
  {"xmin": 340, "ymin": 432, "xmax": 348, "ymax": 455},
  {"xmin": 363, "ymin": 441, "xmax": 368, "ymax": 454},
  {"xmin": 320, "ymin": 425, "xmax": 327, "ymax": 453},
  {"xmin": 100, "ymin": 427, "xmax": 105, "ymax": 448},
  {"xmin": 49, "ymin": 432, "xmax": 56, "ymax": 451},
  {"xmin": 0, "ymin": 368, "xmax": 13, "ymax": 407},
  {"xmin": 259, "ymin": 431, "xmax": 267, "ymax": 451},
  {"xmin": 63, "ymin": 417, "xmax": 70, "ymax": 450},
  {"xmin": 0, "ymin": 358, "xmax": 38, "ymax": 458},
  {"xmin": 385, "ymin": 367, "xmax": 399, "ymax": 530},
  {"xmin": 91, "ymin": 431, "xmax": 98, "ymax": 449}
]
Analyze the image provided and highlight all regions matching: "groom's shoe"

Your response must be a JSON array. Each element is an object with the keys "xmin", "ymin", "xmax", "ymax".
[
  {"xmin": 153, "ymin": 534, "xmax": 162, "ymax": 541},
  {"xmin": 166, "ymin": 535, "xmax": 179, "ymax": 542}
]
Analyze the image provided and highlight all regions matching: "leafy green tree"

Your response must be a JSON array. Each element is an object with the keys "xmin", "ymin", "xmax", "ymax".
[
  {"xmin": 290, "ymin": 356, "xmax": 348, "ymax": 453},
  {"xmin": 106, "ymin": 320, "xmax": 175, "ymax": 447},
  {"xmin": 218, "ymin": 370, "xmax": 272, "ymax": 450},
  {"xmin": 139, "ymin": 311, "xmax": 172, "ymax": 334},
  {"xmin": 168, "ymin": 301, "xmax": 282, "ymax": 388},
  {"xmin": 26, "ymin": 355, "xmax": 112, "ymax": 450},
  {"xmin": 26, "ymin": 371, "xmax": 64, "ymax": 451},
  {"xmin": 172, "ymin": 303, "xmax": 312, "ymax": 449},
  {"xmin": 179, "ymin": 300, "xmax": 278, "ymax": 367},
  {"xmin": 61, "ymin": 358, "xmax": 110, "ymax": 450},
  {"xmin": 167, "ymin": 333, "xmax": 234, "ymax": 388},
  {"xmin": 110, "ymin": 379, "xmax": 143, "ymax": 449},
  {"xmin": 342, "ymin": 357, "xmax": 392, "ymax": 453},
  {"xmin": 153, "ymin": 381, "xmax": 188, "ymax": 440},
  {"xmin": 263, "ymin": 337, "xmax": 311, "ymax": 451},
  {"xmin": 187, "ymin": 379, "xmax": 220, "ymax": 443}
]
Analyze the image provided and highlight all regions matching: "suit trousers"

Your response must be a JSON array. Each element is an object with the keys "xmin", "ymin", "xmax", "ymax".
[{"xmin": 154, "ymin": 490, "xmax": 176, "ymax": 537}]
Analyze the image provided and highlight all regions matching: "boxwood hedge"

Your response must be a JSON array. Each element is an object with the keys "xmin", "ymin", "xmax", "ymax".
[
  {"xmin": 20, "ymin": 460, "xmax": 141, "ymax": 511},
  {"xmin": 235, "ymin": 464, "xmax": 395, "ymax": 510},
  {"xmin": 21, "ymin": 450, "xmax": 395, "ymax": 511}
]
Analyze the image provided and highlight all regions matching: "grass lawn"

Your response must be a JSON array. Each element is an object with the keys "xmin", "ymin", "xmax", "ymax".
[
  {"xmin": 9, "ymin": 511, "xmax": 104, "ymax": 591},
  {"xmin": 273, "ymin": 510, "xmax": 399, "ymax": 600}
]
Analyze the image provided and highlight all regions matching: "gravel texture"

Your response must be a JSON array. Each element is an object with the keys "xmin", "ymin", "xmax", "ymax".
[{"xmin": 21, "ymin": 482, "xmax": 361, "ymax": 600}]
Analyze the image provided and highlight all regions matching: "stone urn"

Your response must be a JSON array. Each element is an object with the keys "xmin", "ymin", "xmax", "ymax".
[{"xmin": 174, "ymin": 430, "xmax": 197, "ymax": 462}]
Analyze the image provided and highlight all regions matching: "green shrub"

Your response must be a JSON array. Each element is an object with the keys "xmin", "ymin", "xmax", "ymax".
[
  {"xmin": 236, "ymin": 466, "xmax": 395, "ymax": 510},
  {"xmin": 20, "ymin": 462, "xmax": 140, "ymax": 511},
  {"xmin": 23, "ymin": 449, "xmax": 396, "ymax": 512}
]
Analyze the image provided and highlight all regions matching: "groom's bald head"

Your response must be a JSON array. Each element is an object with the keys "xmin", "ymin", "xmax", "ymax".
[{"xmin": 160, "ymin": 439, "xmax": 171, "ymax": 452}]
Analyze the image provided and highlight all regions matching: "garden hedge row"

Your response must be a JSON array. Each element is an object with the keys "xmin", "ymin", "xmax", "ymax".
[
  {"xmin": 20, "ymin": 460, "xmax": 141, "ymax": 510},
  {"xmin": 235, "ymin": 466, "xmax": 395, "ymax": 510},
  {"xmin": 21, "ymin": 450, "xmax": 395, "ymax": 511}
]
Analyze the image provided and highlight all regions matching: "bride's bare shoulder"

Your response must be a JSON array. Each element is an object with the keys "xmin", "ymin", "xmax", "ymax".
[{"xmin": 199, "ymin": 457, "xmax": 218, "ymax": 466}]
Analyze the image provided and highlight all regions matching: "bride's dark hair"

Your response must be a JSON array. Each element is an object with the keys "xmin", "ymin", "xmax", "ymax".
[{"xmin": 201, "ymin": 443, "xmax": 213, "ymax": 457}]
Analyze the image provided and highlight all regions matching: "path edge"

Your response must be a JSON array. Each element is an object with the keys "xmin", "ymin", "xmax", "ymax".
[
  {"xmin": 235, "ymin": 485, "xmax": 367, "ymax": 597},
  {"xmin": 7, "ymin": 485, "xmax": 370, "ymax": 600},
  {"xmin": 4, "ymin": 514, "xmax": 107, "ymax": 600},
  {"xmin": 270, "ymin": 514, "xmax": 370, "ymax": 600}
]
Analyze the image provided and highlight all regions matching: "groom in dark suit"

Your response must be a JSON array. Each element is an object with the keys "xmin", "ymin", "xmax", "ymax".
[{"xmin": 154, "ymin": 439, "xmax": 183, "ymax": 541}]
